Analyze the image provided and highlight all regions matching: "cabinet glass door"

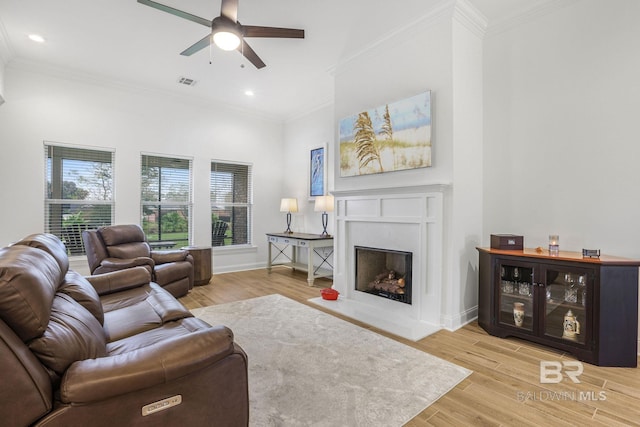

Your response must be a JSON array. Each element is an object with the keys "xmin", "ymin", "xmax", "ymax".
[
  {"xmin": 542, "ymin": 267, "xmax": 589, "ymax": 345},
  {"xmin": 497, "ymin": 262, "xmax": 534, "ymax": 332}
]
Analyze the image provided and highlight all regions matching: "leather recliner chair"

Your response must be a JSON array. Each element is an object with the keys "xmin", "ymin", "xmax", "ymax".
[
  {"xmin": 0, "ymin": 233, "xmax": 249, "ymax": 427},
  {"xmin": 83, "ymin": 224, "xmax": 194, "ymax": 297}
]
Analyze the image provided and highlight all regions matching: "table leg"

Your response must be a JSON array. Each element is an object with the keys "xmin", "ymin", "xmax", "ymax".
[
  {"xmin": 291, "ymin": 245, "xmax": 297, "ymax": 272},
  {"xmin": 267, "ymin": 241, "xmax": 272, "ymax": 273},
  {"xmin": 307, "ymin": 244, "xmax": 314, "ymax": 286}
]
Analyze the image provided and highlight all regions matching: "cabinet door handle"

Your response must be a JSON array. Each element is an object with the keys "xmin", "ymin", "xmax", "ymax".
[{"xmin": 530, "ymin": 272, "xmax": 543, "ymax": 288}]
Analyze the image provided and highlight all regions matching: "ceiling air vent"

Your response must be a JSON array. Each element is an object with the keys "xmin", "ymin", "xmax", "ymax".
[{"xmin": 177, "ymin": 77, "xmax": 197, "ymax": 87}]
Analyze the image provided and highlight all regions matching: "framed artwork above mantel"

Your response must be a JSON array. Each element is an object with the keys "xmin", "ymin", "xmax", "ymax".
[{"xmin": 339, "ymin": 90, "xmax": 432, "ymax": 177}]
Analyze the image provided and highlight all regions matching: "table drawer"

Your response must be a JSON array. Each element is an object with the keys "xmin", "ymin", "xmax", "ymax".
[{"xmin": 269, "ymin": 236, "xmax": 302, "ymax": 246}]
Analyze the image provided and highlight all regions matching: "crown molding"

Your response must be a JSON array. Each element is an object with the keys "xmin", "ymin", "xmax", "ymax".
[
  {"xmin": 0, "ymin": 16, "xmax": 15, "ymax": 66},
  {"xmin": 453, "ymin": 0, "xmax": 488, "ymax": 39},
  {"xmin": 285, "ymin": 97, "xmax": 334, "ymax": 124},
  {"xmin": 485, "ymin": 0, "xmax": 582, "ymax": 37},
  {"xmin": 333, "ymin": 0, "xmax": 454, "ymax": 74},
  {"xmin": 332, "ymin": 0, "xmax": 487, "ymax": 75}
]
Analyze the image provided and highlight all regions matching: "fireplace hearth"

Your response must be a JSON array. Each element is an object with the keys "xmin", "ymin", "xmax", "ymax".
[{"xmin": 355, "ymin": 246, "xmax": 412, "ymax": 305}]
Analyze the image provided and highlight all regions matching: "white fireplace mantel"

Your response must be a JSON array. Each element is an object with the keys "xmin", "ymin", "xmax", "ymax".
[
  {"xmin": 330, "ymin": 183, "xmax": 451, "ymax": 198},
  {"xmin": 310, "ymin": 184, "xmax": 449, "ymax": 341}
]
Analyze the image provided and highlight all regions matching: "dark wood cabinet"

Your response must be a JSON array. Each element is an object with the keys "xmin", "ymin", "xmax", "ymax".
[{"xmin": 477, "ymin": 248, "xmax": 639, "ymax": 367}]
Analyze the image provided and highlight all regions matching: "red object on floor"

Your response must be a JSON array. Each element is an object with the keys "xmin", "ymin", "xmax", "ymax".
[{"xmin": 320, "ymin": 288, "xmax": 339, "ymax": 300}]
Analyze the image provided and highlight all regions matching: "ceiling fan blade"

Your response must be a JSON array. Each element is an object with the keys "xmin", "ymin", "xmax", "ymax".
[
  {"xmin": 220, "ymin": 0, "xmax": 239, "ymax": 22},
  {"xmin": 243, "ymin": 26, "xmax": 305, "ymax": 39},
  {"xmin": 238, "ymin": 40, "xmax": 266, "ymax": 69},
  {"xmin": 137, "ymin": 0, "xmax": 211, "ymax": 27},
  {"xmin": 180, "ymin": 34, "xmax": 212, "ymax": 56}
]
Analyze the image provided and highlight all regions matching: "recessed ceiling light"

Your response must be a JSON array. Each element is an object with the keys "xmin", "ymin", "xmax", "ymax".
[
  {"xmin": 28, "ymin": 34, "xmax": 45, "ymax": 43},
  {"xmin": 244, "ymin": 90, "xmax": 254, "ymax": 97}
]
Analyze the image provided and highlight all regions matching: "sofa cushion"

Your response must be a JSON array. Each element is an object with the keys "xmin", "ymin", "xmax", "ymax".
[
  {"xmin": 0, "ymin": 246, "xmax": 60, "ymax": 342},
  {"xmin": 107, "ymin": 317, "xmax": 212, "ymax": 355},
  {"xmin": 151, "ymin": 250, "xmax": 187, "ymax": 264},
  {"xmin": 99, "ymin": 224, "xmax": 147, "ymax": 246},
  {"xmin": 103, "ymin": 300, "xmax": 164, "ymax": 342},
  {"xmin": 28, "ymin": 293, "xmax": 107, "ymax": 376},
  {"xmin": 60, "ymin": 271, "xmax": 105, "ymax": 325},
  {"xmin": 85, "ymin": 266, "xmax": 152, "ymax": 296},
  {"xmin": 13, "ymin": 233, "xmax": 69, "ymax": 282},
  {"xmin": 154, "ymin": 261, "xmax": 193, "ymax": 285},
  {"xmin": 100, "ymin": 283, "xmax": 192, "ymax": 342},
  {"xmin": 106, "ymin": 242, "xmax": 151, "ymax": 259}
]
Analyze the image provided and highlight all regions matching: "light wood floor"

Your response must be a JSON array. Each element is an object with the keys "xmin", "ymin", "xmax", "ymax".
[{"xmin": 180, "ymin": 267, "xmax": 640, "ymax": 426}]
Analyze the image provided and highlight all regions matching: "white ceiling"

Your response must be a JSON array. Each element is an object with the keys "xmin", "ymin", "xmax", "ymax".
[{"xmin": 0, "ymin": 0, "xmax": 546, "ymax": 120}]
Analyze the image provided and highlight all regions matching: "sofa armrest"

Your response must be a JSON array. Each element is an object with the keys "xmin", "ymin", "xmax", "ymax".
[
  {"xmin": 151, "ymin": 250, "xmax": 188, "ymax": 264},
  {"xmin": 98, "ymin": 256, "xmax": 154, "ymax": 271},
  {"xmin": 60, "ymin": 325, "xmax": 237, "ymax": 404},
  {"xmin": 85, "ymin": 267, "xmax": 152, "ymax": 295}
]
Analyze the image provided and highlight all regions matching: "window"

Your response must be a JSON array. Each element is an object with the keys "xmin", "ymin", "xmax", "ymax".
[
  {"xmin": 141, "ymin": 154, "xmax": 192, "ymax": 249},
  {"xmin": 44, "ymin": 143, "xmax": 114, "ymax": 255},
  {"xmin": 210, "ymin": 161, "xmax": 252, "ymax": 247}
]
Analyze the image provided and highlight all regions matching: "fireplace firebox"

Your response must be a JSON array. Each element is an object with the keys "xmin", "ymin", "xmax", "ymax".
[{"xmin": 355, "ymin": 246, "xmax": 412, "ymax": 305}]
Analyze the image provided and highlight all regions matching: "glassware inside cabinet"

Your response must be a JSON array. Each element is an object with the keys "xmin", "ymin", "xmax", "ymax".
[
  {"xmin": 543, "ymin": 268, "xmax": 587, "ymax": 344},
  {"xmin": 498, "ymin": 263, "xmax": 533, "ymax": 331}
]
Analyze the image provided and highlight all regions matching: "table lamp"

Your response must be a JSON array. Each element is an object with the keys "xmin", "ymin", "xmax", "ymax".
[
  {"xmin": 280, "ymin": 198, "xmax": 298, "ymax": 234},
  {"xmin": 314, "ymin": 195, "xmax": 334, "ymax": 236}
]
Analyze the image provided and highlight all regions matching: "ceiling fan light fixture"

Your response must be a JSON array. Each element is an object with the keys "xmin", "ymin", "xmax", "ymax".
[
  {"xmin": 213, "ymin": 31, "xmax": 241, "ymax": 51},
  {"xmin": 28, "ymin": 34, "xmax": 45, "ymax": 43}
]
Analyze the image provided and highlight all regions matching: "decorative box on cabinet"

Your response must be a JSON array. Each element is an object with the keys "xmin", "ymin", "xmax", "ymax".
[{"xmin": 477, "ymin": 247, "xmax": 640, "ymax": 367}]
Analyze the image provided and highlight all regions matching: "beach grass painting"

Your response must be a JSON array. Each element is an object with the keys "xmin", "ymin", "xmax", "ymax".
[{"xmin": 339, "ymin": 91, "xmax": 431, "ymax": 177}]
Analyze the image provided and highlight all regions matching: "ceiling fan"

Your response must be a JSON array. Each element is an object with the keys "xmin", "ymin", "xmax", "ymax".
[{"xmin": 137, "ymin": 0, "xmax": 305, "ymax": 69}]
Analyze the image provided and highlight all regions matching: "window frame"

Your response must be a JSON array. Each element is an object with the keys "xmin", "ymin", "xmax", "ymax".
[
  {"xmin": 44, "ymin": 141, "xmax": 115, "ymax": 256},
  {"xmin": 210, "ymin": 159, "xmax": 253, "ymax": 249},
  {"xmin": 140, "ymin": 153, "xmax": 193, "ymax": 249}
]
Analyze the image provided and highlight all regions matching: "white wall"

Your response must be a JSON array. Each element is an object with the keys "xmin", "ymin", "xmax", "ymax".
[
  {"xmin": 0, "ymin": 61, "xmax": 5, "ymax": 104},
  {"xmin": 2, "ymin": 0, "xmax": 637, "ymax": 337},
  {"xmin": 483, "ymin": 0, "xmax": 640, "ymax": 258},
  {"xmin": 0, "ymin": 62, "xmax": 286, "ymax": 273},
  {"xmin": 327, "ymin": 1, "xmax": 485, "ymax": 330},
  {"xmin": 333, "ymin": 14, "xmax": 454, "ymax": 193},
  {"xmin": 447, "ymin": 12, "xmax": 484, "ymax": 328},
  {"xmin": 0, "ymin": 29, "xmax": 7, "ymax": 104},
  {"xmin": 483, "ymin": 0, "xmax": 640, "ymax": 348},
  {"xmin": 282, "ymin": 105, "xmax": 335, "ymax": 234}
]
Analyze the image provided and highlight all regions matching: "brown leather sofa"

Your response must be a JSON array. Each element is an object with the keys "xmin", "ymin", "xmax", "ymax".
[
  {"xmin": 0, "ymin": 233, "xmax": 249, "ymax": 427},
  {"xmin": 82, "ymin": 224, "xmax": 194, "ymax": 297}
]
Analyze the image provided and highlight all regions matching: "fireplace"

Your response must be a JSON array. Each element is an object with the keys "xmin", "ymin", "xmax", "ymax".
[
  {"xmin": 355, "ymin": 246, "xmax": 412, "ymax": 304},
  {"xmin": 309, "ymin": 185, "xmax": 448, "ymax": 341}
]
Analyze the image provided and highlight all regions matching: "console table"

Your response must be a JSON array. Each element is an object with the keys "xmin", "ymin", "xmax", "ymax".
[{"xmin": 266, "ymin": 232, "xmax": 334, "ymax": 286}]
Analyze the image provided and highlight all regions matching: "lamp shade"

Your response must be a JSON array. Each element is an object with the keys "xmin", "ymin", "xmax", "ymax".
[
  {"xmin": 280, "ymin": 198, "xmax": 298, "ymax": 213},
  {"xmin": 314, "ymin": 195, "xmax": 334, "ymax": 212}
]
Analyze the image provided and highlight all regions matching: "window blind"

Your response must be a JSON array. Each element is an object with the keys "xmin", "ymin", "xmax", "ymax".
[
  {"xmin": 210, "ymin": 161, "xmax": 253, "ymax": 247},
  {"xmin": 44, "ymin": 142, "xmax": 114, "ymax": 255},
  {"xmin": 141, "ymin": 154, "xmax": 193, "ymax": 248}
]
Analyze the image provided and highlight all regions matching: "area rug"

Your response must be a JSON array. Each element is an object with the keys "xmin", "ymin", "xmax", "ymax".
[{"xmin": 192, "ymin": 294, "xmax": 471, "ymax": 426}]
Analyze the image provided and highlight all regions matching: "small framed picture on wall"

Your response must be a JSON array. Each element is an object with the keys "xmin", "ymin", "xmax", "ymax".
[{"xmin": 309, "ymin": 146, "xmax": 325, "ymax": 198}]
